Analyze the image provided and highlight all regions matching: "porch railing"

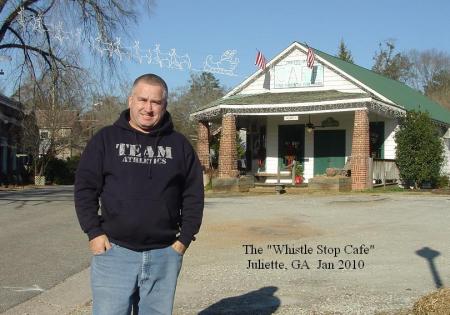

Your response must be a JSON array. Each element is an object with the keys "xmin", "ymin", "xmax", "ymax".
[
  {"xmin": 370, "ymin": 158, "xmax": 400, "ymax": 187},
  {"xmin": 254, "ymin": 160, "xmax": 297, "ymax": 186}
]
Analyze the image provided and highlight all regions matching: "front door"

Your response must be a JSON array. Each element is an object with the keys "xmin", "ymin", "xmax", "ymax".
[
  {"xmin": 370, "ymin": 122, "xmax": 384, "ymax": 158},
  {"xmin": 314, "ymin": 130, "xmax": 346, "ymax": 175},
  {"xmin": 278, "ymin": 125, "xmax": 304, "ymax": 168}
]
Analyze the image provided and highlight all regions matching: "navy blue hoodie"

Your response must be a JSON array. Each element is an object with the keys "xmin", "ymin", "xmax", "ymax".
[{"xmin": 74, "ymin": 109, "xmax": 204, "ymax": 250}]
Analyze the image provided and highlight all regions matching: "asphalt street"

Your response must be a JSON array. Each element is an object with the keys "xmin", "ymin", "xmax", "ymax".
[
  {"xmin": 0, "ymin": 186, "xmax": 90, "ymax": 313},
  {"xmin": 1, "ymin": 188, "xmax": 450, "ymax": 314}
]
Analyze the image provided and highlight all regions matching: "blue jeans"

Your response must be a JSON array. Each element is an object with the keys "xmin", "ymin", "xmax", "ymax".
[{"xmin": 91, "ymin": 243, "xmax": 183, "ymax": 315}]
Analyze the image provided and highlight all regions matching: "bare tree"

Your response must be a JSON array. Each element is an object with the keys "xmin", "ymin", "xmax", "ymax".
[
  {"xmin": 425, "ymin": 70, "xmax": 450, "ymax": 110},
  {"xmin": 407, "ymin": 49, "xmax": 450, "ymax": 92},
  {"xmin": 1, "ymin": 0, "xmax": 155, "ymax": 181},
  {"xmin": 0, "ymin": 0, "xmax": 155, "ymax": 92},
  {"xmin": 79, "ymin": 94, "xmax": 126, "ymax": 142},
  {"xmin": 372, "ymin": 40, "xmax": 413, "ymax": 82},
  {"xmin": 16, "ymin": 67, "xmax": 95, "ymax": 178}
]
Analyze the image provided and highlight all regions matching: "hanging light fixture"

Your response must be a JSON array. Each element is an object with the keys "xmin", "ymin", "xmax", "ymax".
[{"xmin": 306, "ymin": 115, "xmax": 315, "ymax": 133}]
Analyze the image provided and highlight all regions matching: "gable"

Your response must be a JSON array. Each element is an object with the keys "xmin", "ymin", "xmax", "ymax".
[{"xmin": 235, "ymin": 45, "xmax": 365, "ymax": 96}]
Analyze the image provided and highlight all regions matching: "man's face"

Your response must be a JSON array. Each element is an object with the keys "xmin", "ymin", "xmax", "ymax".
[{"xmin": 128, "ymin": 82, "xmax": 167, "ymax": 133}]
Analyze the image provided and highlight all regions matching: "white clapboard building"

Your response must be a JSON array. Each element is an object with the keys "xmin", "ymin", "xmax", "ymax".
[{"xmin": 191, "ymin": 42, "xmax": 450, "ymax": 191}]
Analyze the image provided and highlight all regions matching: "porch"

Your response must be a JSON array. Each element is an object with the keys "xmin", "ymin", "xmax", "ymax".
[{"xmin": 193, "ymin": 101, "xmax": 402, "ymax": 191}]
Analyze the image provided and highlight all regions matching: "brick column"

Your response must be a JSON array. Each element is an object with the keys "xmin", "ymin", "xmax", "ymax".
[
  {"xmin": 196, "ymin": 121, "xmax": 210, "ymax": 171},
  {"xmin": 351, "ymin": 110, "xmax": 372, "ymax": 190},
  {"xmin": 218, "ymin": 114, "xmax": 238, "ymax": 178}
]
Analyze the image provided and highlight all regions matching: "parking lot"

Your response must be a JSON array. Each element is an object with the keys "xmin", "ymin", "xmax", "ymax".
[
  {"xmin": 2, "ymin": 189, "xmax": 449, "ymax": 314},
  {"xmin": 173, "ymin": 192, "xmax": 450, "ymax": 314}
]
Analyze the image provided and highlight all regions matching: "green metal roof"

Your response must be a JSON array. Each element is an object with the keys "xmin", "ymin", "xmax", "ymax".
[
  {"xmin": 197, "ymin": 90, "xmax": 368, "ymax": 111},
  {"xmin": 314, "ymin": 48, "xmax": 450, "ymax": 125}
]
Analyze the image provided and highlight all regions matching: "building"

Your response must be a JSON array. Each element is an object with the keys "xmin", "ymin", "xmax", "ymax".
[
  {"xmin": 35, "ymin": 109, "xmax": 80, "ymax": 160},
  {"xmin": 0, "ymin": 93, "xmax": 24, "ymax": 185},
  {"xmin": 191, "ymin": 42, "xmax": 450, "ymax": 190}
]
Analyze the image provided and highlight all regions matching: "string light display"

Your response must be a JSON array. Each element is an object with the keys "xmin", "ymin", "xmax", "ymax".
[{"xmin": 14, "ymin": 7, "xmax": 240, "ymax": 77}]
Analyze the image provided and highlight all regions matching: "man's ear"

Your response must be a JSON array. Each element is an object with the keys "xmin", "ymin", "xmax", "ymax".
[{"xmin": 128, "ymin": 96, "xmax": 132, "ymax": 108}]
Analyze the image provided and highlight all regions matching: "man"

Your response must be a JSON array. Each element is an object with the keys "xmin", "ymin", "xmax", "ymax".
[{"xmin": 75, "ymin": 74, "xmax": 204, "ymax": 315}]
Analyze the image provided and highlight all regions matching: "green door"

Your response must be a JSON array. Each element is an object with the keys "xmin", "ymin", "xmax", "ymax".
[{"xmin": 314, "ymin": 130, "xmax": 346, "ymax": 175}]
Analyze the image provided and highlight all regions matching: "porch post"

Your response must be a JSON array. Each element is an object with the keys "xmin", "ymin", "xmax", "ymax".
[
  {"xmin": 218, "ymin": 114, "xmax": 238, "ymax": 178},
  {"xmin": 351, "ymin": 109, "xmax": 372, "ymax": 190},
  {"xmin": 196, "ymin": 120, "xmax": 210, "ymax": 170}
]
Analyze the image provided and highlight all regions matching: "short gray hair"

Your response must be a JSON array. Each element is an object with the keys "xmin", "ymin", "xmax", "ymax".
[{"xmin": 131, "ymin": 73, "xmax": 168, "ymax": 104}]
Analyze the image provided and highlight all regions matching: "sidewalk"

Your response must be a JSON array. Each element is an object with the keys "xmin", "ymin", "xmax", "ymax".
[
  {"xmin": 0, "ymin": 184, "xmax": 54, "ymax": 192},
  {"xmin": 1, "ymin": 269, "xmax": 91, "ymax": 315}
]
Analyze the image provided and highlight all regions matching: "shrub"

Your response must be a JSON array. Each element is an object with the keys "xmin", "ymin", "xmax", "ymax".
[
  {"xmin": 395, "ymin": 111, "xmax": 444, "ymax": 189},
  {"xmin": 437, "ymin": 175, "xmax": 449, "ymax": 188},
  {"xmin": 66, "ymin": 156, "xmax": 81, "ymax": 177},
  {"xmin": 45, "ymin": 156, "xmax": 80, "ymax": 185}
]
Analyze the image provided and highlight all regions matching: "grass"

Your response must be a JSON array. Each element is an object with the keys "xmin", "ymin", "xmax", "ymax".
[{"xmin": 362, "ymin": 185, "xmax": 408, "ymax": 193}]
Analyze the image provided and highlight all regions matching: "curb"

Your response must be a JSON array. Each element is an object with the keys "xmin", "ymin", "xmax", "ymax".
[
  {"xmin": 0, "ymin": 185, "xmax": 52, "ymax": 192},
  {"xmin": 2, "ymin": 268, "xmax": 91, "ymax": 315}
]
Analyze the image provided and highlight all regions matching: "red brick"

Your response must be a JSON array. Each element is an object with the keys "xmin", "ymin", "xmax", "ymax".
[
  {"xmin": 218, "ymin": 114, "xmax": 238, "ymax": 178},
  {"xmin": 351, "ymin": 110, "xmax": 371, "ymax": 190},
  {"xmin": 196, "ymin": 121, "xmax": 210, "ymax": 170}
]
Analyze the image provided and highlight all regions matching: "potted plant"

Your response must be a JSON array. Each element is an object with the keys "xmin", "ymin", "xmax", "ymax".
[
  {"xmin": 326, "ymin": 167, "xmax": 338, "ymax": 177},
  {"xmin": 295, "ymin": 163, "xmax": 303, "ymax": 185}
]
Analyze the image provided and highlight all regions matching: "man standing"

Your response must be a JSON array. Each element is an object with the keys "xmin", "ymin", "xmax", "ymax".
[{"xmin": 75, "ymin": 74, "xmax": 204, "ymax": 315}]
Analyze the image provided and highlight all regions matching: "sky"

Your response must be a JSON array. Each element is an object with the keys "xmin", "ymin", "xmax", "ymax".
[{"xmin": 1, "ymin": 0, "xmax": 450, "ymax": 96}]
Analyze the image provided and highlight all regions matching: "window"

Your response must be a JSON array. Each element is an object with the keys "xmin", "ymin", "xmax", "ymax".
[{"xmin": 40, "ymin": 131, "xmax": 49, "ymax": 139}]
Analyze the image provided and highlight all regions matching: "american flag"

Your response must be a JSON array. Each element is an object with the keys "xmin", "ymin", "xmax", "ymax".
[
  {"xmin": 255, "ymin": 50, "xmax": 267, "ymax": 70},
  {"xmin": 306, "ymin": 47, "xmax": 315, "ymax": 68}
]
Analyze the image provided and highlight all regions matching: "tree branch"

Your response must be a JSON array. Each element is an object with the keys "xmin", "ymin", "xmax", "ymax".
[
  {"xmin": 0, "ymin": 42, "xmax": 69, "ymax": 66},
  {"xmin": 0, "ymin": 0, "xmax": 7, "ymax": 16},
  {"xmin": 0, "ymin": 0, "xmax": 40, "ymax": 43},
  {"xmin": 25, "ymin": 5, "xmax": 57, "ymax": 68}
]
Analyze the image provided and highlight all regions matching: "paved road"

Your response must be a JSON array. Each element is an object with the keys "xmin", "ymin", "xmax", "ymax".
[
  {"xmin": 0, "ymin": 186, "xmax": 89, "ymax": 313},
  {"xmin": 2, "ymin": 189, "xmax": 450, "ymax": 314}
]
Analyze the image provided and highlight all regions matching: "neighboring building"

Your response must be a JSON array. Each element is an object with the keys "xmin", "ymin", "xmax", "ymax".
[
  {"xmin": 0, "ymin": 94, "xmax": 24, "ymax": 185},
  {"xmin": 35, "ymin": 109, "xmax": 80, "ymax": 159},
  {"xmin": 191, "ymin": 42, "xmax": 450, "ymax": 190}
]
